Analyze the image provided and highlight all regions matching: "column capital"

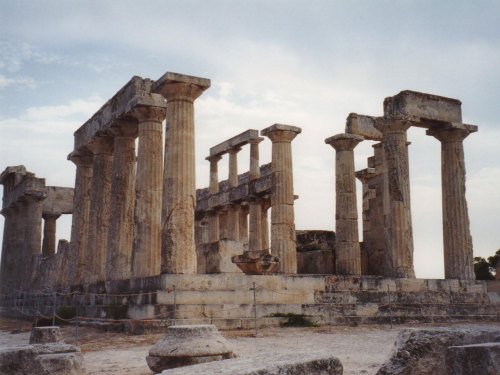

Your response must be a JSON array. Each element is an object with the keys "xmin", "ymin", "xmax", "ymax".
[
  {"xmin": 108, "ymin": 120, "xmax": 138, "ymax": 138},
  {"xmin": 68, "ymin": 149, "xmax": 93, "ymax": 167},
  {"xmin": 205, "ymin": 154, "xmax": 222, "ymax": 163},
  {"xmin": 87, "ymin": 136, "xmax": 114, "ymax": 155},
  {"xmin": 355, "ymin": 168, "xmax": 377, "ymax": 183},
  {"xmin": 261, "ymin": 124, "xmax": 302, "ymax": 142},
  {"xmin": 325, "ymin": 133, "xmax": 364, "ymax": 151},
  {"xmin": 426, "ymin": 124, "xmax": 477, "ymax": 143},
  {"xmin": 374, "ymin": 117, "xmax": 412, "ymax": 134},
  {"xmin": 248, "ymin": 137, "xmax": 264, "ymax": 145},
  {"xmin": 130, "ymin": 105, "xmax": 167, "ymax": 124},
  {"xmin": 152, "ymin": 72, "xmax": 211, "ymax": 102},
  {"xmin": 42, "ymin": 213, "xmax": 61, "ymax": 221},
  {"xmin": 228, "ymin": 146, "xmax": 242, "ymax": 155}
]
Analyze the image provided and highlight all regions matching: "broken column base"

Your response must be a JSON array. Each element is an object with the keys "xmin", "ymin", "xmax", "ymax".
[
  {"xmin": 146, "ymin": 325, "xmax": 235, "ymax": 373},
  {"xmin": 231, "ymin": 251, "xmax": 279, "ymax": 275}
]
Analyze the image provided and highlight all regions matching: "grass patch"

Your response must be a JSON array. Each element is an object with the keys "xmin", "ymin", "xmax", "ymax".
[
  {"xmin": 269, "ymin": 312, "xmax": 320, "ymax": 327},
  {"xmin": 105, "ymin": 303, "xmax": 128, "ymax": 320}
]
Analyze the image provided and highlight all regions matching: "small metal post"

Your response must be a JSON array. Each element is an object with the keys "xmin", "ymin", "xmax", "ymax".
[
  {"xmin": 448, "ymin": 286, "xmax": 452, "ymax": 328},
  {"xmin": 388, "ymin": 285, "xmax": 393, "ymax": 329},
  {"xmin": 52, "ymin": 291, "xmax": 57, "ymax": 326},
  {"xmin": 252, "ymin": 282, "xmax": 258, "ymax": 336},
  {"xmin": 328, "ymin": 284, "xmax": 333, "ymax": 333},
  {"xmin": 173, "ymin": 285, "xmax": 177, "ymax": 326}
]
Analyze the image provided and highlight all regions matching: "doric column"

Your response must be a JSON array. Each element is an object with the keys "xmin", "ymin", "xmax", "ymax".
[
  {"xmin": 248, "ymin": 198, "xmax": 262, "ymax": 252},
  {"xmin": 68, "ymin": 151, "xmax": 93, "ymax": 286},
  {"xmin": 42, "ymin": 214, "xmax": 60, "ymax": 256},
  {"xmin": 23, "ymin": 195, "xmax": 44, "ymax": 257},
  {"xmin": 153, "ymin": 73, "xmax": 210, "ymax": 274},
  {"xmin": 219, "ymin": 210, "xmax": 228, "ymax": 240},
  {"xmin": 261, "ymin": 199, "xmax": 270, "ymax": 251},
  {"xmin": 239, "ymin": 205, "xmax": 249, "ymax": 245},
  {"xmin": 427, "ymin": 125, "xmax": 476, "ymax": 280},
  {"xmin": 105, "ymin": 124, "xmax": 137, "ymax": 281},
  {"xmin": 325, "ymin": 133, "xmax": 363, "ymax": 275},
  {"xmin": 262, "ymin": 124, "xmax": 302, "ymax": 274},
  {"xmin": 249, "ymin": 138, "xmax": 263, "ymax": 180},
  {"xmin": 86, "ymin": 136, "xmax": 114, "ymax": 284},
  {"xmin": 374, "ymin": 118, "xmax": 415, "ymax": 278},
  {"xmin": 131, "ymin": 106, "xmax": 167, "ymax": 278},
  {"xmin": 206, "ymin": 155, "xmax": 221, "ymax": 243},
  {"xmin": 0, "ymin": 208, "xmax": 15, "ymax": 293},
  {"xmin": 227, "ymin": 147, "xmax": 241, "ymax": 241},
  {"xmin": 228, "ymin": 147, "xmax": 241, "ymax": 187}
]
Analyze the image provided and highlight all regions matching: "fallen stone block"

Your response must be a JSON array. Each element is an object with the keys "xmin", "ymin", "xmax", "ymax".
[
  {"xmin": 160, "ymin": 351, "xmax": 343, "ymax": 375},
  {"xmin": 0, "ymin": 343, "xmax": 84, "ymax": 375},
  {"xmin": 446, "ymin": 342, "xmax": 500, "ymax": 375},
  {"xmin": 147, "ymin": 325, "xmax": 234, "ymax": 373},
  {"xmin": 376, "ymin": 326, "xmax": 500, "ymax": 375},
  {"xmin": 29, "ymin": 326, "xmax": 63, "ymax": 344}
]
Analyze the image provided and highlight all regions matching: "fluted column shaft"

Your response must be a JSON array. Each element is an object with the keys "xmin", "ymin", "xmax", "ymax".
[
  {"xmin": 248, "ymin": 198, "xmax": 262, "ymax": 251},
  {"xmin": 239, "ymin": 206, "xmax": 249, "ymax": 245},
  {"xmin": 249, "ymin": 138, "xmax": 263, "ymax": 180},
  {"xmin": 68, "ymin": 153, "xmax": 93, "ymax": 285},
  {"xmin": 326, "ymin": 134, "xmax": 363, "ymax": 275},
  {"xmin": 206, "ymin": 156, "xmax": 221, "ymax": 243},
  {"xmin": 228, "ymin": 148, "xmax": 240, "ymax": 187},
  {"xmin": 0, "ymin": 208, "xmax": 15, "ymax": 293},
  {"xmin": 42, "ymin": 214, "xmax": 60, "ymax": 256},
  {"xmin": 161, "ymin": 87, "xmax": 204, "ymax": 274},
  {"xmin": 428, "ymin": 127, "xmax": 474, "ymax": 280},
  {"xmin": 261, "ymin": 203, "xmax": 270, "ymax": 251},
  {"xmin": 375, "ymin": 119, "xmax": 415, "ymax": 278},
  {"xmin": 131, "ymin": 107, "xmax": 166, "ymax": 278},
  {"xmin": 262, "ymin": 124, "xmax": 301, "ymax": 274},
  {"xmin": 86, "ymin": 136, "xmax": 114, "ymax": 284},
  {"xmin": 14, "ymin": 203, "xmax": 26, "ymax": 290},
  {"xmin": 227, "ymin": 204, "xmax": 240, "ymax": 241}
]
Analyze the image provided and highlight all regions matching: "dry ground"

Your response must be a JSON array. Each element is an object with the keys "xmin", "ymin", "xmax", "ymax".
[{"xmin": 1, "ymin": 318, "xmax": 497, "ymax": 375}]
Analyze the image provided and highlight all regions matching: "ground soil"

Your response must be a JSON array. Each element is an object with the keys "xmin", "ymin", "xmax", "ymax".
[{"xmin": 0, "ymin": 319, "xmax": 497, "ymax": 375}]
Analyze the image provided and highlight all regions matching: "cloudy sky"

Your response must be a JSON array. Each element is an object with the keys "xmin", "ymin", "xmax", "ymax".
[{"xmin": 1, "ymin": 1, "xmax": 499, "ymax": 278}]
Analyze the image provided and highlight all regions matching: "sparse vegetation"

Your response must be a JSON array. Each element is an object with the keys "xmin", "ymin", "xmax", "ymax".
[{"xmin": 269, "ymin": 312, "xmax": 320, "ymax": 327}]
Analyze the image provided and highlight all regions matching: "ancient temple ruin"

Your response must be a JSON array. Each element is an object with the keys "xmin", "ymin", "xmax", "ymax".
[{"xmin": 0, "ymin": 71, "xmax": 497, "ymax": 327}]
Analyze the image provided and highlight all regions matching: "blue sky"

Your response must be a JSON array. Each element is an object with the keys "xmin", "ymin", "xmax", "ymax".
[{"xmin": 1, "ymin": 0, "xmax": 499, "ymax": 278}]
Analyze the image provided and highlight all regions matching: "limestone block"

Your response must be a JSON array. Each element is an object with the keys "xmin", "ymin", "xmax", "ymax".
[
  {"xmin": 209, "ymin": 129, "xmax": 260, "ymax": 157},
  {"xmin": 383, "ymin": 90, "xmax": 462, "ymax": 125},
  {"xmin": 197, "ymin": 240, "xmax": 244, "ymax": 274},
  {"xmin": 446, "ymin": 343, "xmax": 500, "ymax": 375},
  {"xmin": 376, "ymin": 326, "xmax": 500, "ymax": 375},
  {"xmin": 297, "ymin": 250, "xmax": 334, "ymax": 274},
  {"xmin": 0, "ymin": 344, "xmax": 84, "ymax": 375},
  {"xmin": 345, "ymin": 113, "xmax": 382, "ymax": 141},
  {"xmin": 30, "ymin": 326, "xmax": 63, "ymax": 344},
  {"xmin": 232, "ymin": 250, "xmax": 279, "ymax": 275},
  {"xmin": 146, "ymin": 325, "xmax": 234, "ymax": 373},
  {"xmin": 42, "ymin": 186, "xmax": 74, "ymax": 216},
  {"xmin": 296, "ymin": 230, "xmax": 335, "ymax": 252}
]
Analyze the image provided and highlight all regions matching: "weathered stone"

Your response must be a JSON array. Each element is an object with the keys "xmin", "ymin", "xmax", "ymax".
[
  {"xmin": 297, "ymin": 250, "xmax": 334, "ymax": 274},
  {"xmin": 146, "ymin": 325, "xmax": 234, "ymax": 373},
  {"xmin": 197, "ymin": 240, "xmax": 244, "ymax": 274},
  {"xmin": 209, "ymin": 129, "xmax": 260, "ymax": 157},
  {"xmin": 30, "ymin": 326, "xmax": 63, "ymax": 344},
  {"xmin": 160, "ymin": 352, "xmax": 343, "ymax": 375},
  {"xmin": 345, "ymin": 113, "xmax": 382, "ymax": 141},
  {"xmin": 232, "ymin": 250, "xmax": 279, "ymax": 275},
  {"xmin": 446, "ymin": 342, "xmax": 500, "ymax": 375},
  {"xmin": 0, "ymin": 343, "xmax": 84, "ymax": 375},
  {"xmin": 376, "ymin": 326, "xmax": 500, "ymax": 375}
]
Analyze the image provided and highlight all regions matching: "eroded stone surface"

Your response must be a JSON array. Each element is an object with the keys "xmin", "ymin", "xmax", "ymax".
[
  {"xmin": 29, "ymin": 326, "xmax": 63, "ymax": 344},
  {"xmin": 446, "ymin": 342, "xmax": 500, "ymax": 375}
]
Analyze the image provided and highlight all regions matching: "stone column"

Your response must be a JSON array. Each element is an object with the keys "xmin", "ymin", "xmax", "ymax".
[
  {"xmin": 239, "ymin": 205, "xmax": 249, "ymax": 245},
  {"xmin": 219, "ymin": 210, "xmax": 228, "ymax": 240},
  {"xmin": 68, "ymin": 151, "xmax": 93, "ymax": 286},
  {"xmin": 248, "ymin": 198, "xmax": 262, "ymax": 252},
  {"xmin": 249, "ymin": 138, "xmax": 263, "ymax": 180},
  {"xmin": 86, "ymin": 136, "xmax": 114, "ymax": 284},
  {"xmin": 13, "ymin": 203, "xmax": 26, "ymax": 290},
  {"xmin": 42, "ymin": 214, "xmax": 60, "ymax": 257},
  {"xmin": 23, "ymin": 195, "xmax": 44, "ymax": 257},
  {"xmin": 154, "ymin": 74, "xmax": 210, "ymax": 274},
  {"xmin": 0, "ymin": 208, "xmax": 15, "ymax": 293},
  {"xmin": 206, "ymin": 155, "xmax": 221, "ymax": 243},
  {"xmin": 374, "ymin": 118, "xmax": 415, "ymax": 278},
  {"xmin": 261, "ymin": 200, "xmax": 270, "ymax": 252},
  {"xmin": 325, "ymin": 133, "xmax": 363, "ymax": 275},
  {"xmin": 106, "ymin": 124, "xmax": 137, "ymax": 281},
  {"xmin": 131, "ymin": 106, "xmax": 167, "ymax": 278},
  {"xmin": 227, "ymin": 148, "xmax": 241, "ymax": 241},
  {"xmin": 228, "ymin": 147, "xmax": 241, "ymax": 187},
  {"xmin": 262, "ymin": 124, "xmax": 302, "ymax": 274},
  {"xmin": 427, "ymin": 125, "xmax": 475, "ymax": 280}
]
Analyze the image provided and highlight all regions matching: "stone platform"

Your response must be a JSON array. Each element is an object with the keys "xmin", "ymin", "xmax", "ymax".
[{"xmin": 8, "ymin": 275, "xmax": 500, "ymax": 331}]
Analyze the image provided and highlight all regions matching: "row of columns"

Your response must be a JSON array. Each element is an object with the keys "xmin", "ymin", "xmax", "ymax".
[{"xmin": 326, "ymin": 119, "xmax": 475, "ymax": 279}]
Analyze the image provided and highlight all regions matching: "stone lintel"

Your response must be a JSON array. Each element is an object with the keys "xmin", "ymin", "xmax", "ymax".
[
  {"xmin": 384, "ymin": 90, "xmax": 462, "ymax": 126},
  {"xmin": 152, "ymin": 71, "xmax": 211, "ymax": 92},
  {"xmin": 42, "ymin": 186, "xmax": 74, "ymax": 216},
  {"xmin": 261, "ymin": 123, "xmax": 302, "ymax": 137},
  {"xmin": 209, "ymin": 129, "xmax": 260, "ymax": 157},
  {"xmin": 73, "ymin": 76, "xmax": 153, "ymax": 152},
  {"xmin": 2, "ymin": 171, "xmax": 46, "ymax": 210},
  {"xmin": 355, "ymin": 168, "xmax": 377, "ymax": 182},
  {"xmin": 345, "ymin": 113, "xmax": 382, "ymax": 141}
]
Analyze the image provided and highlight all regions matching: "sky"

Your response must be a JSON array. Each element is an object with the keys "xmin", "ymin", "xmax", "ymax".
[{"xmin": 0, "ymin": 0, "xmax": 499, "ymax": 279}]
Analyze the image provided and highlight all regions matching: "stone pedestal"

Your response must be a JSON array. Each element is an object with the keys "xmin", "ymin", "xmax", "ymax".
[
  {"xmin": 68, "ymin": 151, "xmax": 93, "ymax": 286},
  {"xmin": 427, "ymin": 125, "xmax": 475, "ymax": 280},
  {"xmin": 86, "ymin": 136, "xmax": 114, "ymax": 284},
  {"xmin": 262, "ymin": 124, "xmax": 301, "ymax": 274},
  {"xmin": 375, "ymin": 119, "xmax": 415, "ymax": 278},
  {"xmin": 325, "ymin": 133, "xmax": 363, "ymax": 275},
  {"xmin": 131, "ymin": 106, "xmax": 166, "ymax": 279},
  {"xmin": 42, "ymin": 214, "xmax": 60, "ymax": 257},
  {"xmin": 146, "ymin": 325, "xmax": 234, "ymax": 372},
  {"xmin": 106, "ymin": 126, "xmax": 136, "ymax": 281},
  {"xmin": 153, "ymin": 73, "xmax": 210, "ymax": 274}
]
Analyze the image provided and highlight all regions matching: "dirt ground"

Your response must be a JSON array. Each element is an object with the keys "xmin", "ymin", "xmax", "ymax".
[{"xmin": 1, "ymin": 319, "xmax": 496, "ymax": 375}]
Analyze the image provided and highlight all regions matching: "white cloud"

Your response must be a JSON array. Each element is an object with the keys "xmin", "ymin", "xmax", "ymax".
[{"xmin": 0, "ymin": 74, "xmax": 36, "ymax": 89}]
